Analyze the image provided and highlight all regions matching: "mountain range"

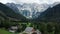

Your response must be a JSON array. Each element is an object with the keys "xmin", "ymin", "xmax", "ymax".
[
  {"xmin": 6, "ymin": 3, "xmax": 49, "ymax": 19},
  {"xmin": 0, "ymin": 2, "xmax": 60, "ymax": 22}
]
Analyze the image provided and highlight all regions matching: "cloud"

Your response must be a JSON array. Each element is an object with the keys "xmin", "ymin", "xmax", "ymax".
[
  {"xmin": 0, "ymin": 0, "xmax": 60, "ymax": 4},
  {"xmin": 39, "ymin": 0, "xmax": 60, "ymax": 4},
  {"xmin": 14, "ymin": 0, "xmax": 60, "ymax": 4},
  {"xmin": 0, "ymin": 0, "xmax": 15, "ymax": 4},
  {"xmin": 13, "ymin": 0, "xmax": 40, "ymax": 4}
]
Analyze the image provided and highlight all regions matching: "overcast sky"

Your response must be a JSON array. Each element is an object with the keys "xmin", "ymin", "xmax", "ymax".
[{"xmin": 0, "ymin": 0, "xmax": 60, "ymax": 4}]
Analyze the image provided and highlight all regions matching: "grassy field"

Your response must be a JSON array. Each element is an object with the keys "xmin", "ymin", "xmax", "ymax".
[{"xmin": 0, "ymin": 29, "xmax": 19, "ymax": 34}]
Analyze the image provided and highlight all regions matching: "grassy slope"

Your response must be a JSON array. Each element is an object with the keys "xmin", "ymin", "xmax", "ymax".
[{"xmin": 0, "ymin": 29, "xmax": 13, "ymax": 34}]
